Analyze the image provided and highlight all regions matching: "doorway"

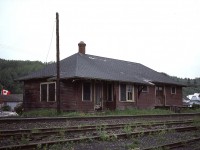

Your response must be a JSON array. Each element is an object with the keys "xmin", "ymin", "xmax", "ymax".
[
  {"xmin": 155, "ymin": 86, "xmax": 165, "ymax": 106},
  {"xmin": 95, "ymin": 83, "xmax": 103, "ymax": 110}
]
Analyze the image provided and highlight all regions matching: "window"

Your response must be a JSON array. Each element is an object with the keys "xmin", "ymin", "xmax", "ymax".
[
  {"xmin": 40, "ymin": 82, "xmax": 56, "ymax": 102},
  {"xmin": 142, "ymin": 85, "xmax": 148, "ymax": 92},
  {"xmin": 171, "ymin": 87, "xmax": 176, "ymax": 94},
  {"xmin": 83, "ymin": 82, "xmax": 91, "ymax": 101},
  {"xmin": 127, "ymin": 85, "xmax": 133, "ymax": 100},
  {"xmin": 107, "ymin": 84, "xmax": 113, "ymax": 101},
  {"xmin": 156, "ymin": 86, "xmax": 163, "ymax": 91},
  {"xmin": 120, "ymin": 84, "xmax": 134, "ymax": 102}
]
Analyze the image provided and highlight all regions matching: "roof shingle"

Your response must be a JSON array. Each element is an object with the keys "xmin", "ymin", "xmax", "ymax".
[{"xmin": 18, "ymin": 53, "xmax": 184, "ymax": 86}]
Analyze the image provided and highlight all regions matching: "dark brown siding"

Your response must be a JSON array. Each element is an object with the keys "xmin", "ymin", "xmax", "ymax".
[
  {"xmin": 75, "ymin": 80, "xmax": 94, "ymax": 112},
  {"xmin": 23, "ymin": 78, "xmax": 183, "ymax": 112},
  {"xmin": 165, "ymin": 86, "xmax": 183, "ymax": 106},
  {"xmin": 24, "ymin": 79, "xmax": 57, "ymax": 110},
  {"xmin": 137, "ymin": 86, "xmax": 156, "ymax": 109}
]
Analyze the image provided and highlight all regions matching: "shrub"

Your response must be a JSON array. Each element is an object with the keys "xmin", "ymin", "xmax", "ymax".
[
  {"xmin": 14, "ymin": 103, "xmax": 23, "ymax": 115},
  {"xmin": 192, "ymin": 104, "xmax": 200, "ymax": 109},
  {"xmin": 1, "ymin": 105, "xmax": 11, "ymax": 111}
]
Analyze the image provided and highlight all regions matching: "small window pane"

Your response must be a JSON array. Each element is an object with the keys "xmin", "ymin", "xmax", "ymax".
[
  {"xmin": 120, "ymin": 84, "xmax": 126, "ymax": 101},
  {"xmin": 41, "ymin": 84, "xmax": 47, "ymax": 102},
  {"xmin": 83, "ymin": 83, "xmax": 91, "ymax": 100},
  {"xmin": 142, "ymin": 86, "xmax": 148, "ymax": 92},
  {"xmin": 49, "ymin": 83, "xmax": 56, "ymax": 101},
  {"xmin": 127, "ymin": 85, "xmax": 133, "ymax": 100},
  {"xmin": 171, "ymin": 87, "xmax": 176, "ymax": 94}
]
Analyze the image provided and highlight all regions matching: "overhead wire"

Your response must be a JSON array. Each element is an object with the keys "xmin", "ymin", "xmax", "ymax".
[{"xmin": 45, "ymin": 20, "xmax": 56, "ymax": 64}]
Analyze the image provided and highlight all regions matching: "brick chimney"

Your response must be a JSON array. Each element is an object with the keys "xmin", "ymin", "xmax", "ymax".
[{"xmin": 78, "ymin": 41, "xmax": 86, "ymax": 54}]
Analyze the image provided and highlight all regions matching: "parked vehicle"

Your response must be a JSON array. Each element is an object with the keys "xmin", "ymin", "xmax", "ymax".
[{"xmin": 188, "ymin": 100, "xmax": 200, "ymax": 107}]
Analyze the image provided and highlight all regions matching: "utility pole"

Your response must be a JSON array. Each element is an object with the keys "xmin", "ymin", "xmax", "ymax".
[{"xmin": 56, "ymin": 12, "xmax": 61, "ymax": 114}]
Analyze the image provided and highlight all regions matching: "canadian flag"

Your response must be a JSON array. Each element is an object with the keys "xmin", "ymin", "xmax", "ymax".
[{"xmin": 1, "ymin": 89, "xmax": 11, "ymax": 95}]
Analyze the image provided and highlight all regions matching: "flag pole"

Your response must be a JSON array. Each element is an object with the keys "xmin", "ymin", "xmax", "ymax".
[{"xmin": 56, "ymin": 12, "xmax": 61, "ymax": 114}]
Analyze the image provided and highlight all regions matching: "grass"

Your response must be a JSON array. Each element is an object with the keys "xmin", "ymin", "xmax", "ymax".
[
  {"xmin": 21, "ymin": 108, "xmax": 175, "ymax": 118},
  {"xmin": 181, "ymin": 108, "xmax": 200, "ymax": 113},
  {"xmin": 20, "ymin": 107, "xmax": 200, "ymax": 118}
]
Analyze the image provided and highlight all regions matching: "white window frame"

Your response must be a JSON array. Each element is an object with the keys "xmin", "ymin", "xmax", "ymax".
[
  {"xmin": 119, "ymin": 84, "xmax": 135, "ymax": 102},
  {"xmin": 82, "ymin": 82, "xmax": 92, "ymax": 101},
  {"xmin": 171, "ymin": 87, "xmax": 176, "ymax": 94},
  {"xmin": 40, "ymin": 82, "xmax": 56, "ymax": 102}
]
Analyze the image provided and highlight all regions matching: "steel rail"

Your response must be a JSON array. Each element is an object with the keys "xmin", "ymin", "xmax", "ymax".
[
  {"xmin": 0, "ymin": 113, "xmax": 200, "ymax": 123},
  {"xmin": 0, "ymin": 120, "xmax": 193, "ymax": 139},
  {"xmin": 143, "ymin": 137, "xmax": 200, "ymax": 150},
  {"xmin": 0, "ymin": 126, "xmax": 198, "ymax": 150}
]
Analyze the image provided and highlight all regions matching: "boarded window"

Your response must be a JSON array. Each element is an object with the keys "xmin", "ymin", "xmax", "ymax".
[
  {"xmin": 83, "ymin": 83, "xmax": 91, "ymax": 101},
  {"xmin": 49, "ymin": 83, "xmax": 56, "ymax": 101},
  {"xmin": 120, "ymin": 84, "xmax": 126, "ymax": 101},
  {"xmin": 107, "ymin": 84, "xmax": 113, "ymax": 101},
  {"xmin": 41, "ymin": 84, "xmax": 47, "ymax": 102},
  {"xmin": 40, "ymin": 82, "xmax": 56, "ymax": 102}
]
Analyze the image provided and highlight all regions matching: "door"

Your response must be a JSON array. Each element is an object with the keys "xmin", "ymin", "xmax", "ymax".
[
  {"xmin": 95, "ymin": 83, "xmax": 103, "ymax": 110},
  {"xmin": 155, "ymin": 86, "xmax": 165, "ymax": 106}
]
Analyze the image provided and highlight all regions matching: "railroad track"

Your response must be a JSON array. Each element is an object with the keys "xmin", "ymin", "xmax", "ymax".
[
  {"xmin": 1, "ymin": 113, "xmax": 200, "ymax": 149},
  {"xmin": 0, "ymin": 126, "xmax": 199, "ymax": 150},
  {"xmin": 1, "ymin": 113, "xmax": 200, "ymax": 123},
  {"xmin": 144, "ymin": 137, "xmax": 200, "ymax": 150},
  {"xmin": 0, "ymin": 119, "xmax": 193, "ymax": 139},
  {"xmin": 0, "ymin": 119, "xmax": 199, "ymax": 150}
]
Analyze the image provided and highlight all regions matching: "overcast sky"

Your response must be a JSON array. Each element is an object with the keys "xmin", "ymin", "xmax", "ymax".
[{"xmin": 0, "ymin": 0, "xmax": 200, "ymax": 79}]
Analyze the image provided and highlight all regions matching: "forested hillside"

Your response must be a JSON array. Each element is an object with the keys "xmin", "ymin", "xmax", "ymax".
[
  {"xmin": 0, "ymin": 58, "xmax": 199, "ymax": 97},
  {"xmin": 171, "ymin": 76, "xmax": 200, "ymax": 98},
  {"xmin": 0, "ymin": 59, "xmax": 45, "ymax": 93}
]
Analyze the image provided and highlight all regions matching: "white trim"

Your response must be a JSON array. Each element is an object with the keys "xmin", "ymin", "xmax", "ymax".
[
  {"xmin": 40, "ymin": 82, "xmax": 56, "ymax": 102},
  {"xmin": 119, "ymin": 83, "xmax": 135, "ymax": 102},
  {"xmin": 171, "ymin": 87, "xmax": 176, "ymax": 94}
]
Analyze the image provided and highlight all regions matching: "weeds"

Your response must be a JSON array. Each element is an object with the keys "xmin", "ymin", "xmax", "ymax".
[
  {"xmin": 31, "ymin": 128, "xmax": 40, "ymax": 134},
  {"xmin": 126, "ymin": 139, "xmax": 140, "ymax": 149},
  {"xmin": 96, "ymin": 125, "xmax": 110, "ymax": 141},
  {"xmin": 123, "ymin": 124, "xmax": 132, "ymax": 137},
  {"xmin": 20, "ymin": 134, "xmax": 29, "ymax": 145}
]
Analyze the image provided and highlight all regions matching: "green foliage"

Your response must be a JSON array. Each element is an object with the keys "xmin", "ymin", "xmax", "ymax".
[
  {"xmin": 14, "ymin": 103, "xmax": 23, "ymax": 115},
  {"xmin": 1, "ymin": 105, "xmax": 11, "ymax": 111},
  {"xmin": 126, "ymin": 139, "xmax": 140, "ymax": 149},
  {"xmin": 171, "ymin": 76, "xmax": 200, "ymax": 98},
  {"xmin": 0, "ymin": 58, "xmax": 45, "ymax": 93},
  {"xmin": 104, "ymin": 108, "xmax": 174, "ymax": 116},
  {"xmin": 22, "ymin": 109, "xmax": 58, "ymax": 117}
]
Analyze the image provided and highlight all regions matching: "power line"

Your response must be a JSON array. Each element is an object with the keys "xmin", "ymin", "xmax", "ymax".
[{"xmin": 45, "ymin": 20, "xmax": 56, "ymax": 63}]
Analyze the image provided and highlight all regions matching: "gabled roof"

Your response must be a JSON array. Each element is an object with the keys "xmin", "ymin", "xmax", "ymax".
[{"xmin": 18, "ymin": 53, "xmax": 184, "ymax": 86}]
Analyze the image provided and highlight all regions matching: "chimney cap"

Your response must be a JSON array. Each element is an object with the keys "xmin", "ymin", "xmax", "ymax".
[
  {"xmin": 78, "ymin": 41, "xmax": 86, "ymax": 54},
  {"xmin": 78, "ymin": 41, "xmax": 86, "ymax": 45}
]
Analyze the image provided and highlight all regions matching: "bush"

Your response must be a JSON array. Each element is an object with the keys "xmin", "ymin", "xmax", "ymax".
[
  {"xmin": 14, "ymin": 103, "xmax": 23, "ymax": 115},
  {"xmin": 1, "ymin": 105, "xmax": 11, "ymax": 111},
  {"xmin": 192, "ymin": 104, "xmax": 200, "ymax": 109}
]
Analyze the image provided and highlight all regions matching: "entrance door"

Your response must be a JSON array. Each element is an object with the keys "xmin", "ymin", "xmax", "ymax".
[
  {"xmin": 155, "ymin": 86, "xmax": 165, "ymax": 106},
  {"xmin": 95, "ymin": 83, "xmax": 102, "ymax": 110}
]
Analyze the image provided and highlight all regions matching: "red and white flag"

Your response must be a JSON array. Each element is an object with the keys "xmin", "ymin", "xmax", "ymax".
[{"xmin": 1, "ymin": 89, "xmax": 11, "ymax": 95}]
